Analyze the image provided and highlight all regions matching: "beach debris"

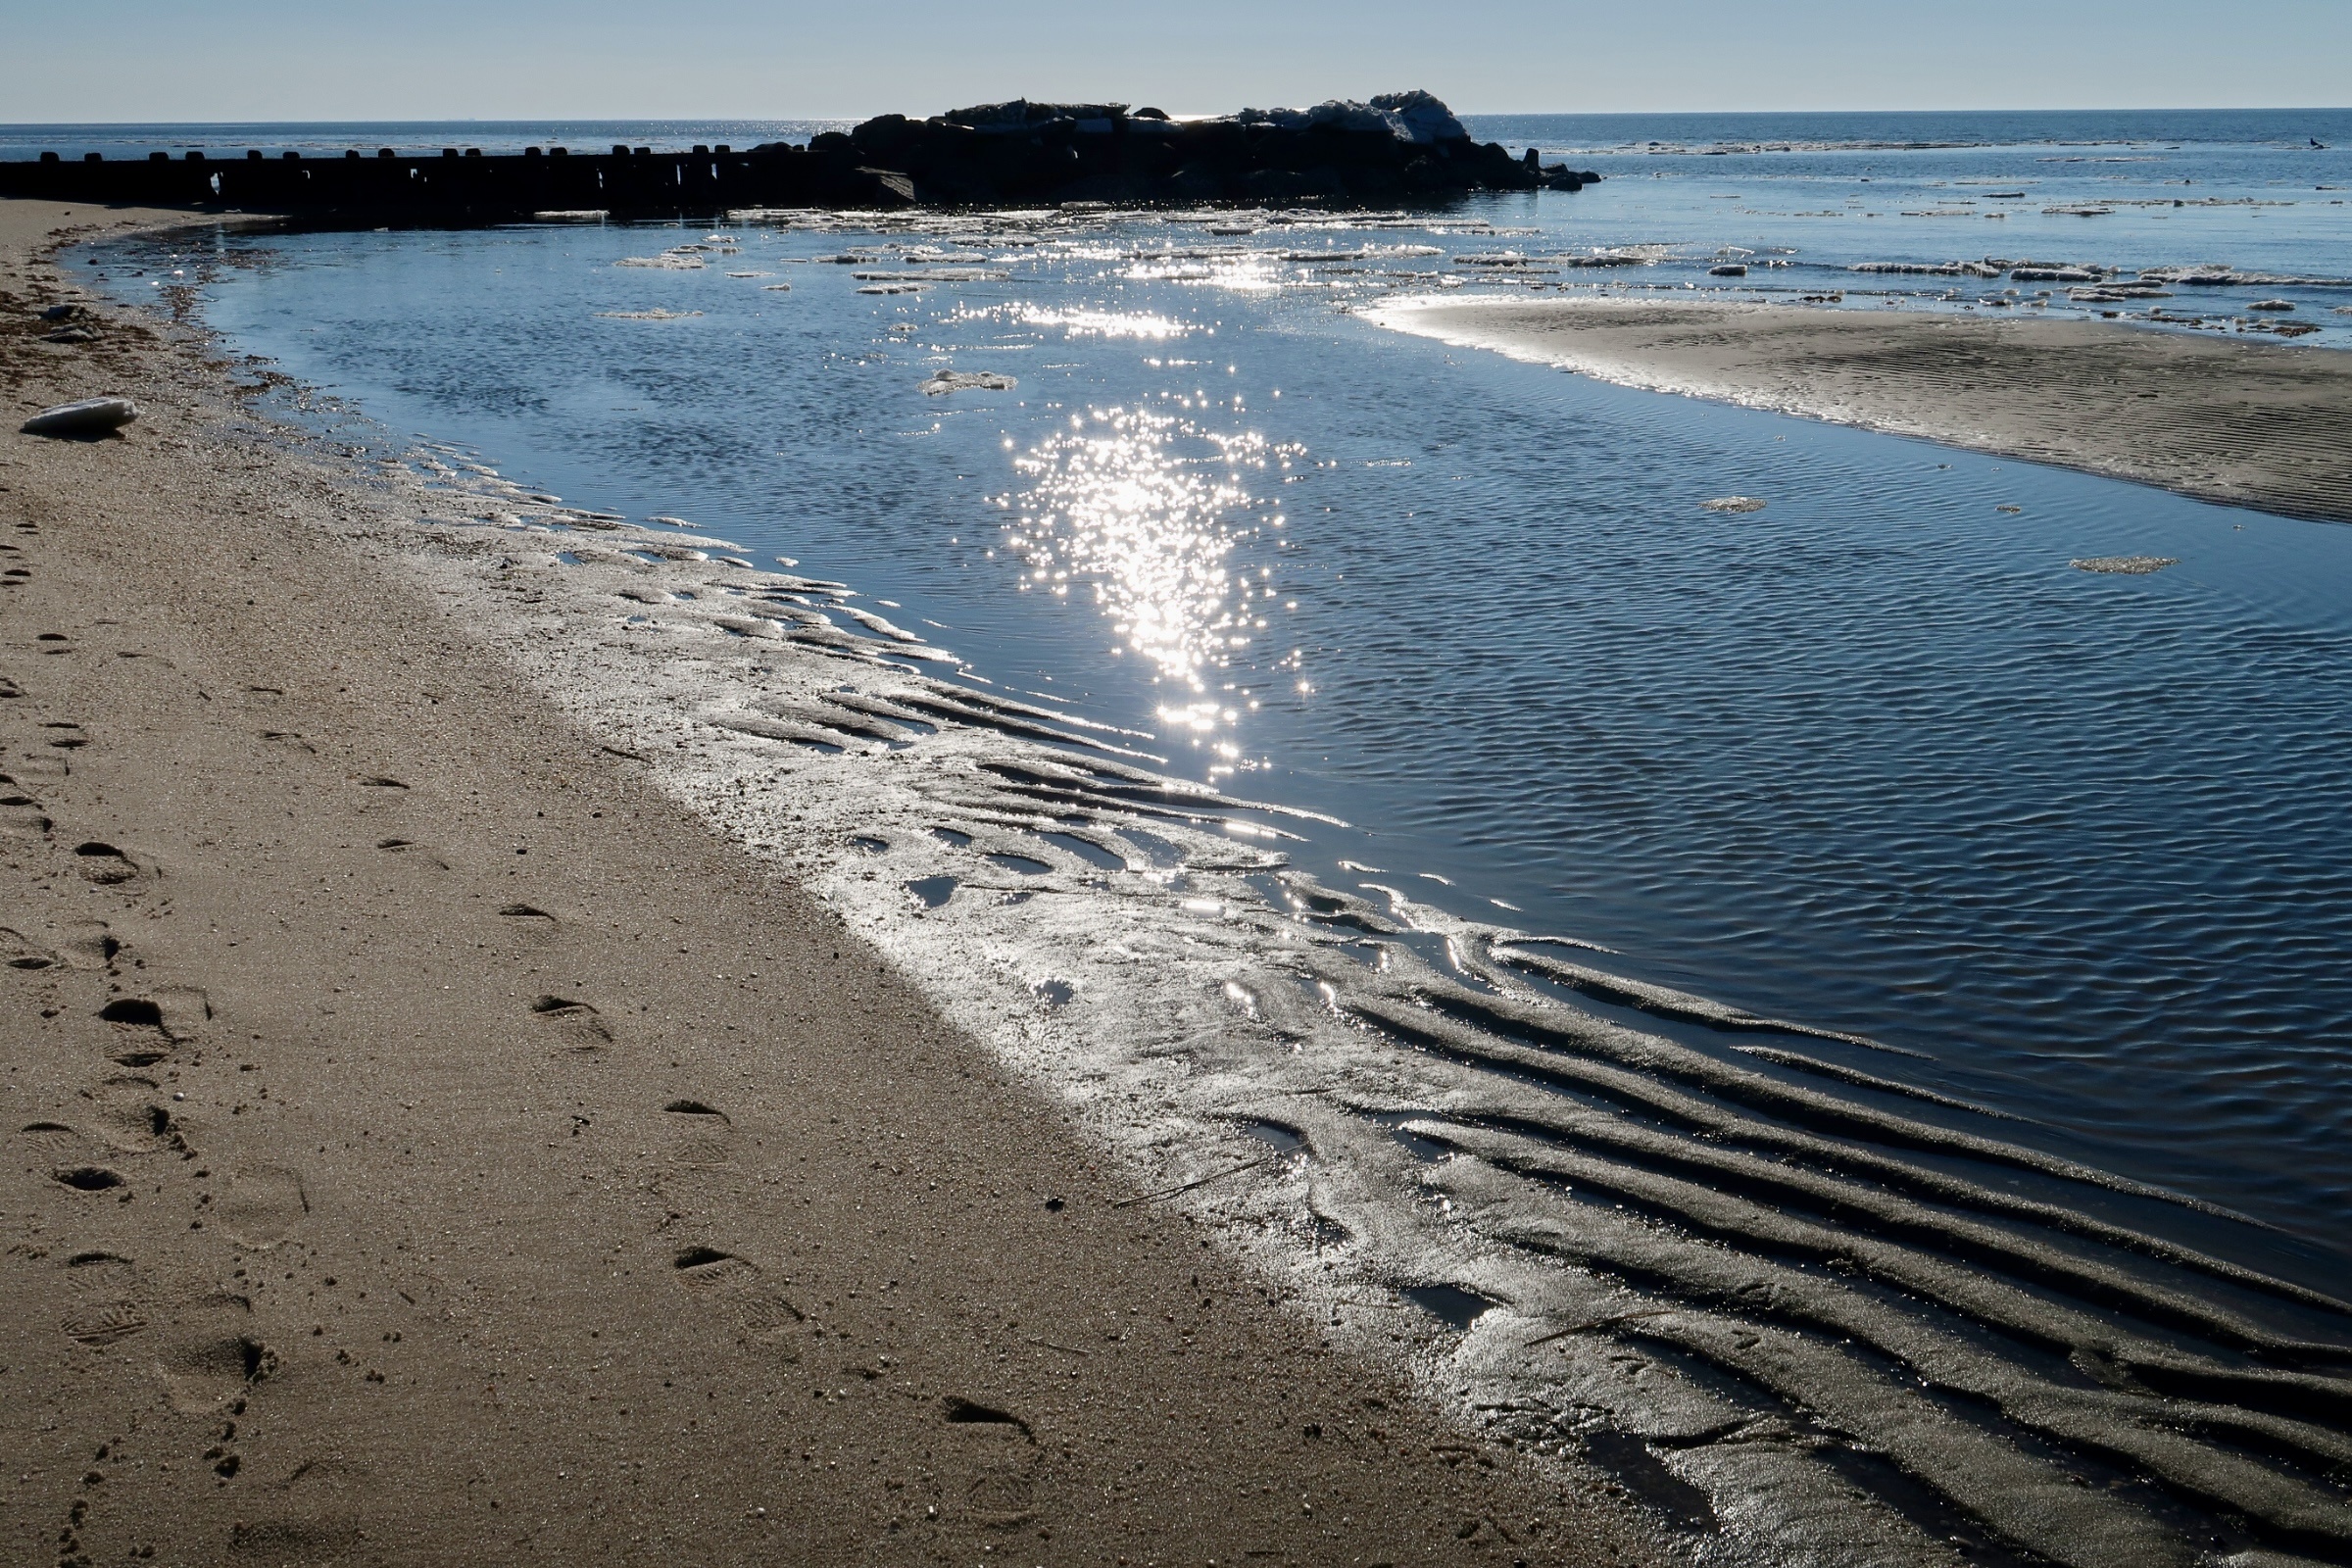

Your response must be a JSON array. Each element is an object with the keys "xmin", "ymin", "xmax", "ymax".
[
  {"xmin": 2071, "ymin": 556, "xmax": 2179, "ymax": 574},
  {"xmin": 1700, "ymin": 496, "xmax": 1767, "ymax": 514},
  {"xmin": 20, "ymin": 397, "xmax": 139, "ymax": 438},
  {"xmin": 1708, "ymin": 264, "xmax": 1748, "ymax": 276},
  {"xmin": 919, "ymin": 370, "xmax": 1017, "ymax": 396},
  {"xmin": 594, "ymin": 309, "xmax": 703, "ymax": 319}
]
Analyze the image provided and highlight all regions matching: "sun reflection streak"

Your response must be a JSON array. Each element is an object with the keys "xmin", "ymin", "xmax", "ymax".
[
  {"xmin": 952, "ymin": 302, "xmax": 1197, "ymax": 338},
  {"xmin": 1008, "ymin": 408, "xmax": 1302, "ymax": 735}
]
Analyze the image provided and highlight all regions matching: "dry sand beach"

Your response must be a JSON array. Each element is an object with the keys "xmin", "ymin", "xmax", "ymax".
[
  {"xmin": 0, "ymin": 199, "xmax": 1661, "ymax": 1565},
  {"xmin": 1363, "ymin": 296, "xmax": 2352, "ymax": 525}
]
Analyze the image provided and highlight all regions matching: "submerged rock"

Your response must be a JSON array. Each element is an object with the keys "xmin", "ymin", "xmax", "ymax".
[
  {"xmin": 1701, "ymin": 496, "xmax": 1768, "ymax": 514},
  {"xmin": 2071, "ymin": 556, "xmax": 2179, "ymax": 574},
  {"xmin": 21, "ymin": 396, "xmax": 139, "ymax": 437},
  {"xmin": 919, "ymin": 370, "xmax": 1017, "ymax": 395}
]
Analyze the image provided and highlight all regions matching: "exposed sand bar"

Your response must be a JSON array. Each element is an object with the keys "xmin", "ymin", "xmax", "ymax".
[
  {"xmin": 1363, "ymin": 296, "xmax": 2352, "ymax": 524},
  {"xmin": 0, "ymin": 201, "xmax": 1648, "ymax": 1562}
]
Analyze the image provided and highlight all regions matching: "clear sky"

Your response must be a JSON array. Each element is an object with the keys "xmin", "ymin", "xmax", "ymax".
[{"xmin": 5, "ymin": 0, "xmax": 2348, "ymax": 122}]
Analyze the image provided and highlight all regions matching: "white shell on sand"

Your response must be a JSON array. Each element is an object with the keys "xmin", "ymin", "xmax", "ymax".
[{"xmin": 21, "ymin": 397, "xmax": 139, "ymax": 437}]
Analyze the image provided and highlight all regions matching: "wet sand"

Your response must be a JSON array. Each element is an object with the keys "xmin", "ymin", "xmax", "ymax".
[
  {"xmin": 0, "ymin": 200, "xmax": 1651, "ymax": 1565},
  {"xmin": 1363, "ymin": 295, "xmax": 2352, "ymax": 524}
]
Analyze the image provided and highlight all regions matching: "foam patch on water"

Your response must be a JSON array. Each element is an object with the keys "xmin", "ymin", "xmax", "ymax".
[{"xmin": 355, "ymin": 448, "xmax": 2352, "ymax": 1568}]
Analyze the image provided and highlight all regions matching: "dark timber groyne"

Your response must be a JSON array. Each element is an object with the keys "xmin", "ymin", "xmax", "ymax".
[{"xmin": 0, "ymin": 93, "xmax": 1597, "ymax": 220}]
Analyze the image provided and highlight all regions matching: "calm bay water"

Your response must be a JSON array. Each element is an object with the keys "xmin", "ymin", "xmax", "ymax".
[{"xmin": 77, "ymin": 109, "xmax": 2352, "ymax": 1292}]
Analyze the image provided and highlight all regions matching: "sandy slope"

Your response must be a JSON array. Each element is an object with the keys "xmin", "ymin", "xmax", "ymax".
[
  {"xmin": 1363, "ymin": 295, "xmax": 2352, "ymax": 524},
  {"xmin": 0, "ymin": 200, "xmax": 1650, "ymax": 1566}
]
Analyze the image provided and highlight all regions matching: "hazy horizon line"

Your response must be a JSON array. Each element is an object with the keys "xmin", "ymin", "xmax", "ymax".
[{"xmin": 3, "ymin": 103, "xmax": 2349, "ymax": 130}]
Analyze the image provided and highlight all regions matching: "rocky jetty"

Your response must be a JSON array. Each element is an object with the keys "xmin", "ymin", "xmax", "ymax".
[
  {"xmin": 817, "ymin": 91, "xmax": 1596, "ymax": 205},
  {"xmin": 0, "ymin": 92, "xmax": 1598, "ymax": 219}
]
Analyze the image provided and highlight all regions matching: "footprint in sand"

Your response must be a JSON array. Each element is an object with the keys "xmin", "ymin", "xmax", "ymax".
[
  {"xmin": 0, "ymin": 924, "xmax": 63, "ymax": 969},
  {"xmin": 212, "ymin": 1164, "xmax": 309, "ymax": 1250},
  {"xmin": 0, "ymin": 786, "xmax": 51, "ymax": 841},
  {"xmin": 59, "ymin": 919, "xmax": 118, "ymax": 968},
  {"xmin": 85, "ymin": 1075, "xmax": 193, "ymax": 1157},
  {"xmin": 497, "ymin": 902, "xmax": 564, "ymax": 951},
  {"xmin": 72, "ymin": 841, "xmax": 152, "ymax": 887},
  {"xmin": 226, "ymin": 1519, "xmax": 367, "ymax": 1559},
  {"xmin": 935, "ymin": 1397, "xmax": 1043, "ymax": 1531},
  {"xmin": 530, "ymin": 995, "xmax": 612, "ymax": 1054},
  {"xmin": 373, "ymin": 837, "xmax": 451, "ymax": 871},
  {"xmin": 97, "ymin": 987, "xmax": 208, "ymax": 1065},
  {"xmin": 13, "ymin": 753, "xmax": 69, "ymax": 784},
  {"xmin": 19, "ymin": 1119, "xmax": 91, "ymax": 1161},
  {"xmin": 670, "ymin": 1245, "xmax": 806, "ymax": 1348},
  {"xmin": 151, "ymin": 1292, "xmax": 277, "ymax": 1413},
  {"xmin": 59, "ymin": 1251, "xmax": 148, "ymax": 1346},
  {"xmin": 662, "ymin": 1100, "xmax": 740, "ymax": 1167}
]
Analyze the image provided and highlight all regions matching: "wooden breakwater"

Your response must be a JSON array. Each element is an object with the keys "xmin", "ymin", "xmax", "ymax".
[
  {"xmin": 0, "ymin": 98, "xmax": 1597, "ymax": 220},
  {"xmin": 0, "ymin": 142, "xmax": 903, "ymax": 220}
]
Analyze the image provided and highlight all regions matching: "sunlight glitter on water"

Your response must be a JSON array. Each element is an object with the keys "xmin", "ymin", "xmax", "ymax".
[
  {"xmin": 1009, "ymin": 407, "xmax": 1300, "ymax": 713},
  {"xmin": 987, "ymin": 303, "xmax": 1194, "ymax": 338},
  {"xmin": 1120, "ymin": 251, "xmax": 1289, "ymax": 291}
]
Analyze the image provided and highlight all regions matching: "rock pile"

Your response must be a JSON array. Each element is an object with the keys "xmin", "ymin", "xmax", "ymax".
[{"xmin": 802, "ymin": 91, "xmax": 1598, "ymax": 206}]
